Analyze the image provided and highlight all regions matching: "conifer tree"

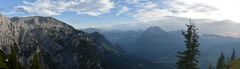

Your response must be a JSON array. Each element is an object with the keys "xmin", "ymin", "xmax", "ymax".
[
  {"xmin": 9, "ymin": 43, "xmax": 22, "ymax": 69},
  {"xmin": 176, "ymin": 20, "xmax": 200, "ymax": 69},
  {"xmin": 77, "ymin": 40, "xmax": 103, "ymax": 69},
  {"xmin": 208, "ymin": 64, "xmax": 213, "ymax": 69},
  {"xmin": 30, "ymin": 52, "xmax": 40, "ymax": 69},
  {"xmin": 216, "ymin": 52, "xmax": 225, "ymax": 69},
  {"xmin": 230, "ymin": 48, "xmax": 236, "ymax": 61},
  {"xmin": 0, "ymin": 49, "xmax": 8, "ymax": 68}
]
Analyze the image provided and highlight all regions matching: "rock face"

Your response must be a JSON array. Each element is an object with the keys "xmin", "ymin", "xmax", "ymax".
[
  {"xmin": 0, "ymin": 14, "xmax": 171, "ymax": 69},
  {"xmin": 0, "ymin": 14, "xmax": 119, "ymax": 69}
]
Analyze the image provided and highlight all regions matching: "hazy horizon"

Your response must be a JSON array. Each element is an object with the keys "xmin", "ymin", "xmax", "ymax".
[{"xmin": 1, "ymin": 0, "xmax": 240, "ymax": 69}]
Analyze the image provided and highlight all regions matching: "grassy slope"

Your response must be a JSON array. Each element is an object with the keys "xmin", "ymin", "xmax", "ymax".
[{"xmin": 229, "ymin": 59, "xmax": 240, "ymax": 69}]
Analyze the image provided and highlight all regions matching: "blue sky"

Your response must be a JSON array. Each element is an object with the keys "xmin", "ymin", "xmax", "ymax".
[
  {"xmin": 1, "ymin": 0, "xmax": 240, "ymax": 29},
  {"xmin": 0, "ymin": 0, "xmax": 138, "ymax": 28}
]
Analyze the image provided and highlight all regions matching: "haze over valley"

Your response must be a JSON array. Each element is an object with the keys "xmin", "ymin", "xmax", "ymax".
[{"xmin": 1, "ymin": 0, "xmax": 240, "ymax": 69}]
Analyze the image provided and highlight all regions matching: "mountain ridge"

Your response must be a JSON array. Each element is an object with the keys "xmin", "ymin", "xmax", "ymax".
[
  {"xmin": 82, "ymin": 26, "xmax": 240, "ymax": 69},
  {"xmin": 0, "ymin": 14, "xmax": 169, "ymax": 69}
]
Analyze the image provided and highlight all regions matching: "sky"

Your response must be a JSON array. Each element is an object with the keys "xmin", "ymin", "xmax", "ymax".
[{"xmin": 1, "ymin": 0, "xmax": 240, "ymax": 29}]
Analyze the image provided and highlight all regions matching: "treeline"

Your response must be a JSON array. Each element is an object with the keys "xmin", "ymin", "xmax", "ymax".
[
  {"xmin": 209, "ymin": 48, "xmax": 236, "ymax": 69},
  {"xmin": 0, "ymin": 44, "xmax": 40, "ymax": 69},
  {"xmin": 176, "ymin": 20, "xmax": 238, "ymax": 69}
]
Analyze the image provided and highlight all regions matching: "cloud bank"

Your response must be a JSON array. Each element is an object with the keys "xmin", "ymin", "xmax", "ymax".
[
  {"xmin": 15, "ymin": 0, "xmax": 114, "ymax": 16},
  {"xmin": 8, "ymin": 0, "xmax": 240, "ymax": 23},
  {"xmin": 128, "ymin": 0, "xmax": 240, "ymax": 22}
]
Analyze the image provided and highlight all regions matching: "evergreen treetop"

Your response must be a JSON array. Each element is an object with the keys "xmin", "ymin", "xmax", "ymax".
[{"xmin": 176, "ymin": 20, "xmax": 200, "ymax": 69}]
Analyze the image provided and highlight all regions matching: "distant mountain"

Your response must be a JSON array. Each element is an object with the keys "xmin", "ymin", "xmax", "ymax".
[
  {"xmin": 83, "ymin": 28, "xmax": 144, "ymax": 52},
  {"xmin": 83, "ymin": 26, "xmax": 184, "ymax": 68},
  {"xmin": 199, "ymin": 34, "xmax": 240, "ymax": 68},
  {"xmin": 82, "ymin": 28, "xmax": 102, "ymax": 33},
  {"xmin": 91, "ymin": 32, "xmax": 171, "ymax": 69},
  {"xmin": 83, "ymin": 26, "xmax": 240, "ymax": 69},
  {"xmin": 0, "ymin": 14, "xmax": 170, "ymax": 69},
  {"xmin": 141, "ymin": 26, "xmax": 169, "ymax": 37},
  {"xmin": 133, "ymin": 26, "xmax": 184, "ymax": 60},
  {"xmin": 93, "ymin": 16, "xmax": 240, "ymax": 36},
  {"xmin": 92, "ymin": 16, "xmax": 218, "ymax": 32}
]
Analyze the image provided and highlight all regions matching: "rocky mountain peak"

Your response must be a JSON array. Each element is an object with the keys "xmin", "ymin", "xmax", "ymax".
[
  {"xmin": 11, "ymin": 16, "xmax": 73, "ymax": 29},
  {"xmin": 142, "ymin": 26, "xmax": 169, "ymax": 36},
  {"xmin": 0, "ymin": 14, "xmax": 94, "ymax": 69},
  {"xmin": 145, "ymin": 26, "xmax": 166, "ymax": 33}
]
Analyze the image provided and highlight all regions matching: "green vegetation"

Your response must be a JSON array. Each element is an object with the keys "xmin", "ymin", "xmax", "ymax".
[
  {"xmin": 100, "ymin": 43, "xmax": 119, "ymax": 53},
  {"xmin": 208, "ymin": 64, "xmax": 213, "ymax": 69},
  {"xmin": 231, "ymin": 48, "xmax": 236, "ymax": 62},
  {"xmin": 228, "ymin": 59, "xmax": 240, "ymax": 69},
  {"xmin": 0, "ymin": 43, "xmax": 24, "ymax": 69},
  {"xmin": 46, "ymin": 29, "xmax": 64, "ymax": 45},
  {"xmin": 42, "ymin": 51, "xmax": 59, "ymax": 69},
  {"xmin": 211, "ymin": 48, "xmax": 239, "ymax": 69},
  {"xmin": 8, "ymin": 45, "xmax": 22, "ymax": 69},
  {"xmin": 176, "ymin": 20, "xmax": 200, "ymax": 69},
  {"xmin": 30, "ymin": 52, "xmax": 40, "ymax": 69},
  {"xmin": 0, "ymin": 50, "xmax": 8, "ymax": 69},
  {"xmin": 77, "ymin": 40, "xmax": 103, "ymax": 69},
  {"xmin": 174, "ymin": 20, "xmax": 240, "ymax": 69},
  {"xmin": 216, "ymin": 52, "xmax": 226, "ymax": 69}
]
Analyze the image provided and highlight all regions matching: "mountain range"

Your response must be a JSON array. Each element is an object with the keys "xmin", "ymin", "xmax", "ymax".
[
  {"xmin": 1, "ymin": 12, "xmax": 239, "ymax": 69},
  {"xmin": 0, "ymin": 14, "xmax": 170, "ymax": 69},
  {"xmin": 83, "ymin": 26, "xmax": 240, "ymax": 69}
]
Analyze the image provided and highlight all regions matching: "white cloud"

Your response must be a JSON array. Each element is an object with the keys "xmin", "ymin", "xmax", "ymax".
[
  {"xmin": 11, "ymin": 0, "xmax": 240, "ymax": 23},
  {"xmin": 15, "ymin": 0, "xmax": 114, "ymax": 16},
  {"xmin": 132, "ymin": 0, "xmax": 240, "ymax": 23},
  {"xmin": 125, "ymin": 0, "xmax": 142, "ymax": 4},
  {"xmin": 116, "ymin": 6, "xmax": 129, "ymax": 16},
  {"xmin": 134, "ymin": 9, "xmax": 171, "ymax": 22}
]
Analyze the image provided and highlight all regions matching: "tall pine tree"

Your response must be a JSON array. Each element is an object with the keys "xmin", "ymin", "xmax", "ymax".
[
  {"xmin": 216, "ymin": 52, "xmax": 225, "ymax": 69},
  {"xmin": 230, "ymin": 48, "xmax": 236, "ymax": 61},
  {"xmin": 176, "ymin": 20, "xmax": 200, "ymax": 69}
]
